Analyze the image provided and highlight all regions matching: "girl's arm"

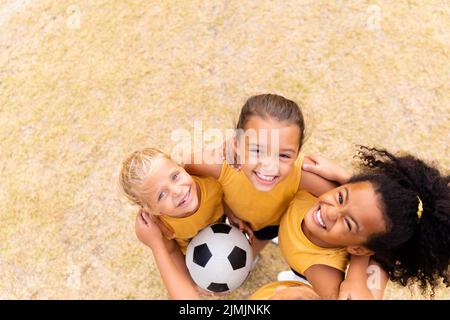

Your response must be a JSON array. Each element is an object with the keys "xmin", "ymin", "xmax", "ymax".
[
  {"xmin": 299, "ymin": 154, "xmax": 352, "ymax": 196},
  {"xmin": 183, "ymin": 148, "xmax": 223, "ymax": 179},
  {"xmin": 135, "ymin": 212, "xmax": 200, "ymax": 300},
  {"xmin": 302, "ymin": 154, "xmax": 352, "ymax": 184},
  {"xmin": 366, "ymin": 259, "xmax": 388, "ymax": 299},
  {"xmin": 338, "ymin": 256, "xmax": 388, "ymax": 300},
  {"xmin": 223, "ymin": 201, "xmax": 254, "ymax": 242},
  {"xmin": 303, "ymin": 264, "xmax": 345, "ymax": 299}
]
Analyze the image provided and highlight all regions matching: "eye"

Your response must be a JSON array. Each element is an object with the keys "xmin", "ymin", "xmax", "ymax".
[
  {"xmin": 158, "ymin": 192, "xmax": 166, "ymax": 201},
  {"xmin": 250, "ymin": 148, "xmax": 260, "ymax": 154},
  {"xmin": 172, "ymin": 172, "xmax": 179, "ymax": 181},
  {"xmin": 345, "ymin": 218, "xmax": 352, "ymax": 231},
  {"xmin": 279, "ymin": 154, "xmax": 290, "ymax": 159},
  {"xmin": 338, "ymin": 192, "xmax": 343, "ymax": 204}
]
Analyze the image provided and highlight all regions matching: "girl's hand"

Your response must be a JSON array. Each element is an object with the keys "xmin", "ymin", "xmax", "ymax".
[
  {"xmin": 196, "ymin": 286, "xmax": 228, "ymax": 297},
  {"xmin": 135, "ymin": 210, "xmax": 174, "ymax": 248},
  {"xmin": 222, "ymin": 137, "xmax": 240, "ymax": 170},
  {"xmin": 338, "ymin": 279, "xmax": 374, "ymax": 300},
  {"xmin": 224, "ymin": 209, "xmax": 254, "ymax": 243},
  {"xmin": 338, "ymin": 255, "xmax": 378, "ymax": 300},
  {"xmin": 235, "ymin": 218, "xmax": 254, "ymax": 244},
  {"xmin": 338, "ymin": 280, "xmax": 354, "ymax": 300},
  {"xmin": 302, "ymin": 154, "xmax": 351, "ymax": 185}
]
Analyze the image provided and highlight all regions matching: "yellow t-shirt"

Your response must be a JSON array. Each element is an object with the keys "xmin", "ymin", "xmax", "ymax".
[
  {"xmin": 279, "ymin": 190, "xmax": 349, "ymax": 275},
  {"xmin": 218, "ymin": 153, "xmax": 304, "ymax": 231},
  {"xmin": 249, "ymin": 281, "xmax": 314, "ymax": 300},
  {"xmin": 160, "ymin": 176, "xmax": 224, "ymax": 254}
]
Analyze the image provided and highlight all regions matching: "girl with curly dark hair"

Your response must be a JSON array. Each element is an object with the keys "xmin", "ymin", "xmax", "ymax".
[{"xmin": 278, "ymin": 146, "xmax": 450, "ymax": 299}]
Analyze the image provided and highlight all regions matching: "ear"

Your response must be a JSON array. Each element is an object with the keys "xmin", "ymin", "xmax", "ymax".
[{"xmin": 346, "ymin": 246, "xmax": 374, "ymax": 257}]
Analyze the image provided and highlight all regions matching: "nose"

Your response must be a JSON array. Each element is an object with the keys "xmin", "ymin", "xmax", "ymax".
[
  {"xmin": 260, "ymin": 155, "xmax": 279, "ymax": 173},
  {"xmin": 326, "ymin": 206, "xmax": 342, "ymax": 223}
]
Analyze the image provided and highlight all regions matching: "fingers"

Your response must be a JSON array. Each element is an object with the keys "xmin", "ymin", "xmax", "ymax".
[
  {"xmin": 196, "ymin": 286, "xmax": 225, "ymax": 297},
  {"xmin": 247, "ymin": 233, "xmax": 254, "ymax": 244},
  {"xmin": 246, "ymin": 228, "xmax": 254, "ymax": 240},
  {"xmin": 243, "ymin": 224, "xmax": 254, "ymax": 237},
  {"xmin": 225, "ymin": 216, "xmax": 254, "ymax": 243},
  {"xmin": 240, "ymin": 223, "xmax": 254, "ymax": 244},
  {"xmin": 135, "ymin": 211, "xmax": 147, "ymax": 227},
  {"xmin": 135, "ymin": 210, "xmax": 156, "ymax": 232},
  {"xmin": 235, "ymin": 219, "xmax": 252, "ymax": 235},
  {"xmin": 226, "ymin": 215, "xmax": 241, "ymax": 229},
  {"xmin": 135, "ymin": 212, "xmax": 149, "ymax": 243},
  {"xmin": 304, "ymin": 154, "xmax": 321, "ymax": 164},
  {"xmin": 141, "ymin": 211, "xmax": 163, "ymax": 229},
  {"xmin": 302, "ymin": 160, "xmax": 321, "ymax": 173},
  {"xmin": 141, "ymin": 210, "xmax": 151, "ymax": 225},
  {"xmin": 222, "ymin": 137, "xmax": 239, "ymax": 168}
]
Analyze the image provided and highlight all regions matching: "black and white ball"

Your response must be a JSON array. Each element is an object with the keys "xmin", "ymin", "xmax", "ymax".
[{"xmin": 185, "ymin": 223, "xmax": 253, "ymax": 293}]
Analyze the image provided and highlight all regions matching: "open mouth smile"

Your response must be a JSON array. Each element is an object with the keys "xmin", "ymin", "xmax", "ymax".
[
  {"xmin": 313, "ymin": 206, "xmax": 326, "ymax": 229},
  {"xmin": 253, "ymin": 171, "xmax": 279, "ymax": 185},
  {"xmin": 177, "ymin": 187, "xmax": 191, "ymax": 207}
]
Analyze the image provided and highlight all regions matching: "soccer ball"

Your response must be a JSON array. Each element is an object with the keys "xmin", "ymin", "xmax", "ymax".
[{"xmin": 185, "ymin": 223, "xmax": 253, "ymax": 293}]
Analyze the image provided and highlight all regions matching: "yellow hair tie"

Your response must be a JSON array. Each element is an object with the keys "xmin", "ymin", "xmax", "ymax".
[{"xmin": 417, "ymin": 196, "xmax": 423, "ymax": 220}]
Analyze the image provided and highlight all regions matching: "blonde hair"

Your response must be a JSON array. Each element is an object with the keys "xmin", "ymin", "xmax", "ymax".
[{"xmin": 119, "ymin": 147, "xmax": 171, "ymax": 209}]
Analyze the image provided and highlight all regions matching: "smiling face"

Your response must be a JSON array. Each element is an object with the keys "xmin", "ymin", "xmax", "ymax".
[
  {"xmin": 302, "ymin": 181, "xmax": 387, "ymax": 254},
  {"xmin": 141, "ymin": 157, "xmax": 200, "ymax": 218},
  {"xmin": 237, "ymin": 115, "xmax": 301, "ymax": 192}
]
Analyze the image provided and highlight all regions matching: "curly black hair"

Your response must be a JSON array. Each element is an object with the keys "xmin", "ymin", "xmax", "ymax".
[{"xmin": 349, "ymin": 146, "xmax": 450, "ymax": 296}]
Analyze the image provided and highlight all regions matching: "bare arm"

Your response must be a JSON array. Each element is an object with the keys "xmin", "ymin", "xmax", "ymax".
[
  {"xmin": 153, "ymin": 239, "xmax": 200, "ymax": 300},
  {"xmin": 301, "ymin": 154, "xmax": 352, "ymax": 187},
  {"xmin": 223, "ymin": 201, "xmax": 254, "ymax": 242},
  {"xmin": 164, "ymin": 237, "xmax": 195, "ymax": 282},
  {"xmin": 338, "ymin": 256, "xmax": 388, "ymax": 300},
  {"xmin": 183, "ymin": 148, "xmax": 223, "ymax": 179},
  {"xmin": 135, "ymin": 212, "xmax": 200, "ymax": 300},
  {"xmin": 366, "ymin": 259, "xmax": 388, "ymax": 299},
  {"xmin": 304, "ymin": 264, "xmax": 345, "ymax": 299},
  {"xmin": 299, "ymin": 160, "xmax": 340, "ymax": 196}
]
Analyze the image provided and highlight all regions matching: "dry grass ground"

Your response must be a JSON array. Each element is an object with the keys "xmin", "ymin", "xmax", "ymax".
[{"xmin": 0, "ymin": 0, "xmax": 449, "ymax": 299}]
